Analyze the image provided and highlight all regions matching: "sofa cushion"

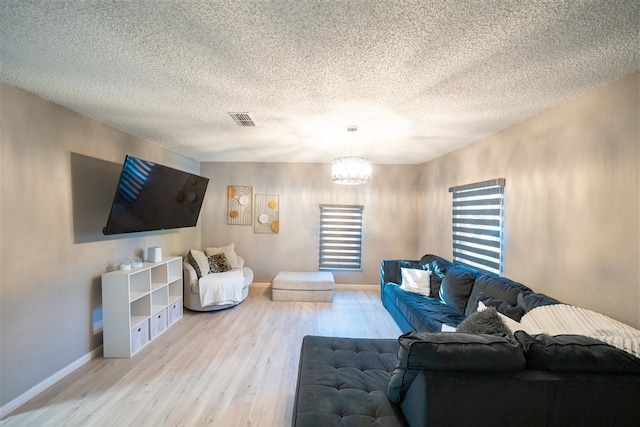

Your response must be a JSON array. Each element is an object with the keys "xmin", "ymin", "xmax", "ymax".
[
  {"xmin": 456, "ymin": 307, "xmax": 511, "ymax": 336},
  {"xmin": 398, "ymin": 259, "xmax": 427, "ymax": 271},
  {"xmin": 519, "ymin": 303, "xmax": 640, "ymax": 358},
  {"xmin": 478, "ymin": 302, "xmax": 546, "ymax": 335},
  {"xmin": 515, "ymin": 331, "xmax": 640, "ymax": 373},
  {"xmin": 399, "ymin": 332, "xmax": 525, "ymax": 371},
  {"xmin": 419, "ymin": 254, "xmax": 451, "ymax": 297},
  {"xmin": 475, "ymin": 292, "xmax": 526, "ymax": 321},
  {"xmin": 294, "ymin": 336, "xmax": 405, "ymax": 426},
  {"xmin": 187, "ymin": 249, "xmax": 209, "ymax": 279},
  {"xmin": 517, "ymin": 291, "xmax": 561, "ymax": 312},
  {"xmin": 387, "ymin": 331, "xmax": 525, "ymax": 403},
  {"xmin": 383, "ymin": 283, "xmax": 467, "ymax": 332},
  {"xmin": 439, "ymin": 264, "xmax": 476, "ymax": 314},
  {"xmin": 418, "ymin": 254, "xmax": 452, "ymax": 271},
  {"xmin": 429, "ymin": 263, "xmax": 446, "ymax": 298},
  {"xmin": 465, "ymin": 274, "xmax": 531, "ymax": 317}
]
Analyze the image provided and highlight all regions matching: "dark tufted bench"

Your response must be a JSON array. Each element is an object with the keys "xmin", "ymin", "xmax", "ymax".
[{"xmin": 292, "ymin": 335, "xmax": 407, "ymax": 427}]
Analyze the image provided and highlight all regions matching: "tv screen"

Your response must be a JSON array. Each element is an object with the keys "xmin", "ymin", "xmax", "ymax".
[{"xmin": 103, "ymin": 155, "xmax": 209, "ymax": 235}]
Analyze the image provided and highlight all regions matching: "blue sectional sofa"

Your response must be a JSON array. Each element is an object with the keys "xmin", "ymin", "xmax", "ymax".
[
  {"xmin": 291, "ymin": 254, "xmax": 640, "ymax": 426},
  {"xmin": 380, "ymin": 254, "xmax": 560, "ymax": 332}
]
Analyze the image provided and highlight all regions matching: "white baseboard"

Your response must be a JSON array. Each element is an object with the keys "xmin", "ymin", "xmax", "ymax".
[
  {"xmin": 250, "ymin": 282, "xmax": 271, "ymax": 288},
  {"xmin": 252, "ymin": 282, "xmax": 377, "ymax": 290},
  {"xmin": 335, "ymin": 283, "xmax": 378, "ymax": 290},
  {"xmin": 1, "ymin": 345, "xmax": 103, "ymax": 418}
]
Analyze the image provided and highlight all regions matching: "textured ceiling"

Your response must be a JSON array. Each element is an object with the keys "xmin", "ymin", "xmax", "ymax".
[{"xmin": 1, "ymin": 1, "xmax": 638, "ymax": 164}]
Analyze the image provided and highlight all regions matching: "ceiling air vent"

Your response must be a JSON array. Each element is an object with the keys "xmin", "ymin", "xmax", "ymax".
[{"xmin": 228, "ymin": 112, "xmax": 256, "ymax": 127}]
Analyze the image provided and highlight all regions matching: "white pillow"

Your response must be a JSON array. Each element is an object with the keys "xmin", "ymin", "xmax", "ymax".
[
  {"xmin": 205, "ymin": 243, "xmax": 239, "ymax": 268},
  {"xmin": 188, "ymin": 249, "xmax": 210, "ymax": 278},
  {"xmin": 399, "ymin": 267, "xmax": 431, "ymax": 296},
  {"xmin": 478, "ymin": 301, "xmax": 546, "ymax": 335}
]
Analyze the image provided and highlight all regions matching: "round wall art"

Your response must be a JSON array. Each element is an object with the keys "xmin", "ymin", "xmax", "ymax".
[
  {"xmin": 227, "ymin": 185, "xmax": 252, "ymax": 225},
  {"xmin": 254, "ymin": 194, "xmax": 279, "ymax": 234}
]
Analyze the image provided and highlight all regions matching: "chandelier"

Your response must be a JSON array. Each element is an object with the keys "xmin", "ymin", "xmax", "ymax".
[{"xmin": 332, "ymin": 126, "xmax": 372, "ymax": 185}]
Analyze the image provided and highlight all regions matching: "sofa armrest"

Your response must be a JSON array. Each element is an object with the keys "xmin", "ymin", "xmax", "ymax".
[
  {"xmin": 236, "ymin": 255, "xmax": 245, "ymax": 269},
  {"xmin": 381, "ymin": 259, "xmax": 399, "ymax": 298},
  {"xmin": 183, "ymin": 261, "xmax": 198, "ymax": 286}
]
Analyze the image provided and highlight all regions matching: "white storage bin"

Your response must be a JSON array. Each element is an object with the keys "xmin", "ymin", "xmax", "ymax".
[
  {"xmin": 130, "ymin": 321, "xmax": 150, "ymax": 355},
  {"xmin": 168, "ymin": 299, "xmax": 182, "ymax": 325},
  {"xmin": 150, "ymin": 308, "xmax": 167, "ymax": 339}
]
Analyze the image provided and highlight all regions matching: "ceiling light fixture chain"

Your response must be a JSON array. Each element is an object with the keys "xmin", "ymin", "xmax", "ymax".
[{"xmin": 347, "ymin": 125, "xmax": 358, "ymax": 157}]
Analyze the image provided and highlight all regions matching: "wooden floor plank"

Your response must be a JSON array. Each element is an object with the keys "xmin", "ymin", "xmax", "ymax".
[{"xmin": 2, "ymin": 286, "xmax": 402, "ymax": 426}]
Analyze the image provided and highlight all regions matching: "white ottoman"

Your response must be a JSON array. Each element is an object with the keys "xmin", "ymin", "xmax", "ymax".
[{"xmin": 272, "ymin": 271, "xmax": 335, "ymax": 302}]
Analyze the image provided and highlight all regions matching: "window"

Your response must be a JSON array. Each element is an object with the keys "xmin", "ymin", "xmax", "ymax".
[
  {"xmin": 449, "ymin": 178, "xmax": 505, "ymax": 275},
  {"xmin": 319, "ymin": 204, "xmax": 364, "ymax": 270}
]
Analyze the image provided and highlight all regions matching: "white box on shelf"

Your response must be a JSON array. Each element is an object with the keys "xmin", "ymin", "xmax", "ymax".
[{"xmin": 148, "ymin": 247, "xmax": 162, "ymax": 262}]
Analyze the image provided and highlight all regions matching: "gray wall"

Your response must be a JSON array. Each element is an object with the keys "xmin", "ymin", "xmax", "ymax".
[
  {"xmin": 0, "ymin": 84, "xmax": 202, "ymax": 408},
  {"xmin": 1, "ymin": 72, "xmax": 638, "ymax": 411},
  {"xmin": 418, "ymin": 72, "xmax": 640, "ymax": 329},
  {"xmin": 199, "ymin": 162, "xmax": 421, "ymax": 285}
]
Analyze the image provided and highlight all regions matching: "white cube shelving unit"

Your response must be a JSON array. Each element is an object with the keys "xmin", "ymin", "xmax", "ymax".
[{"xmin": 102, "ymin": 256, "xmax": 183, "ymax": 357}]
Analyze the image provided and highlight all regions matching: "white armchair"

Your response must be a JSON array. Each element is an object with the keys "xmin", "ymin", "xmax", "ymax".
[{"xmin": 183, "ymin": 244, "xmax": 254, "ymax": 311}]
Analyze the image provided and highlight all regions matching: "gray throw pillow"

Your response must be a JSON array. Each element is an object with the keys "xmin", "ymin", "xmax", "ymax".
[{"xmin": 457, "ymin": 307, "xmax": 511, "ymax": 336}]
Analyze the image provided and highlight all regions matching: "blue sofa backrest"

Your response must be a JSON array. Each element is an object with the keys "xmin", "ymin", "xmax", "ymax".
[
  {"xmin": 464, "ymin": 274, "xmax": 532, "ymax": 317},
  {"xmin": 382, "ymin": 254, "xmax": 562, "ymax": 321}
]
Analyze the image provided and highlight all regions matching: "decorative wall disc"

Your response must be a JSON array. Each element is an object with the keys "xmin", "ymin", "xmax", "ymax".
[
  {"xmin": 227, "ymin": 185, "xmax": 252, "ymax": 225},
  {"xmin": 254, "ymin": 194, "xmax": 279, "ymax": 234}
]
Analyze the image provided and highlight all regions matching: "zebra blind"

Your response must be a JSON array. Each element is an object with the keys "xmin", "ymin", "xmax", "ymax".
[
  {"xmin": 449, "ymin": 178, "xmax": 505, "ymax": 275},
  {"xmin": 319, "ymin": 204, "xmax": 363, "ymax": 270}
]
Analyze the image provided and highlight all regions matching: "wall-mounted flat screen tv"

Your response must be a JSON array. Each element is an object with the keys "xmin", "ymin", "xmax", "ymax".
[{"xmin": 103, "ymin": 155, "xmax": 209, "ymax": 235}]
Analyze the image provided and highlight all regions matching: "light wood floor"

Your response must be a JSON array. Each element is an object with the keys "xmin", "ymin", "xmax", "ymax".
[{"xmin": 2, "ymin": 286, "xmax": 402, "ymax": 426}]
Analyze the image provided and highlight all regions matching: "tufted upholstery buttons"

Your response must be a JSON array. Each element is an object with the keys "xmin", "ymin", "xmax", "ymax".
[{"xmin": 293, "ymin": 335, "xmax": 407, "ymax": 426}]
